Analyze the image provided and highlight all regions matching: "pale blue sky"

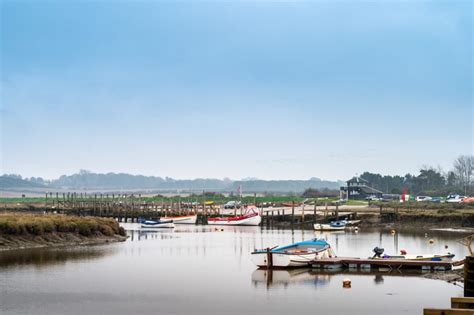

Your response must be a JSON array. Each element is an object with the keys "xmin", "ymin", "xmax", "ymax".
[{"xmin": 1, "ymin": 0, "xmax": 472, "ymax": 180}]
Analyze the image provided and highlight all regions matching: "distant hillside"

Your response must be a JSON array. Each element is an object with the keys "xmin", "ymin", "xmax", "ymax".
[
  {"xmin": 46, "ymin": 171, "xmax": 342, "ymax": 192},
  {"xmin": 0, "ymin": 171, "xmax": 343, "ymax": 193},
  {"xmin": 0, "ymin": 176, "xmax": 46, "ymax": 189}
]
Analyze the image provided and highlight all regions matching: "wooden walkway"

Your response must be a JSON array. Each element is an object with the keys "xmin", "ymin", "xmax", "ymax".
[
  {"xmin": 311, "ymin": 257, "xmax": 453, "ymax": 271},
  {"xmin": 424, "ymin": 297, "xmax": 474, "ymax": 314}
]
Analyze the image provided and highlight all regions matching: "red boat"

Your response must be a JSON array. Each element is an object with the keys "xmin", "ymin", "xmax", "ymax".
[{"xmin": 208, "ymin": 206, "xmax": 261, "ymax": 226}]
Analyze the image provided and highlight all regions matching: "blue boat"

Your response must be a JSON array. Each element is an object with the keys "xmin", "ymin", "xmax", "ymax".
[
  {"xmin": 314, "ymin": 220, "xmax": 347, "ymax": 231},
  {"xmin": 138, "ymin": 218, "xmax": 174, "ymax": 228}
]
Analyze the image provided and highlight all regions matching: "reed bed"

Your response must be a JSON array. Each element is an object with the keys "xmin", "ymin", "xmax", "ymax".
[{"xmin": 0, "ymin": 213, "xmax": 126, "ymax": 237}]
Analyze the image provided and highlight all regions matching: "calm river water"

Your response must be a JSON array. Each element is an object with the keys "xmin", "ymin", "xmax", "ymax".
[{"xmin": 0, "ymin": 224, "xmax": 470, "ymax": 315}]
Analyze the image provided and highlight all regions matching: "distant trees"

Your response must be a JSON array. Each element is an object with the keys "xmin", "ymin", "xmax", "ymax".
[
  {"xmin": 453, "ymin": 155, "xmax": 474, "ymax": 195},
  {"xmin": 360, "ymin": 155, "xmax": 474, "ymax": 196},
  {"xmin": 302, "ymin": 188, "xmax": 338, "ymax": 198}
]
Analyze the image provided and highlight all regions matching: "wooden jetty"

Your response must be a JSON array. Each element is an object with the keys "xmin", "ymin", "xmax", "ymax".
[
  {"xmin": 424, "ymin": 297, "xmax": 474, "ymax": 314},
  {"xmin": 261, "ymin": 202, "xmax": 357, "ymax": 227},
  {"xmin": 4, "ymin": 193, "xmax": 362, "ymax": 226},
  {"xmin": 311, "ymin": 257, "xmax": 453, "ymax": 271}
]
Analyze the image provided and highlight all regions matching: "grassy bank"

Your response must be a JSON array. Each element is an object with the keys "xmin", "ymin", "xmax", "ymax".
[{"xmin": 0, "ymin": 213, "xmax": 126, "ymax": 251}]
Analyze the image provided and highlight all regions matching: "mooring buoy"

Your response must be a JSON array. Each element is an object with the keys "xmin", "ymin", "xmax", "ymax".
[{"xmin": 343, "ymin": 278, "xmax": 351, "ymax": 288}]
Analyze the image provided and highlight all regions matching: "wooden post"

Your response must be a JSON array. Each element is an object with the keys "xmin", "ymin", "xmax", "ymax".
[
  {"xmin": 291, "ymin": 201, "xmax": 295, "ymax": 224},
  {"xmin": 266, "ymin": 248, "xmax": 273, "ymax": 269},
  {"xmin": 301, "ymin": 203, "xmax": 305, "ymax": 224},
  {"xmin": 335, "ymin": 203, "xmax": 339, "ymax": 219},
  {"xmin": 465, "ymin": 256, "xmax": 474, "ymax": 297},
  {"xmin": 313, "ymin": 202, "xmax": 317, "ymax": 223}
]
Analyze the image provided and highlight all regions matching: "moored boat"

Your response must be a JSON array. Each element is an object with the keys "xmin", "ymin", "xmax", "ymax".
[
  {"xmin": 208, "ymin": 206, "xmax": 261, "ymax": 226},
  {"xmin": 251, "ymin": 238, "xmax": 336, "ymax": 268},
  {"xmin": 370, "ymin": 247, "xmax": 454, "ymax": 261},
  {"xmin": 138, "ymin": 218, "xmax": 175, "ymax": 228},
  {"xmin": 160, "ymin": 215, "xmax": 197, "ymax": 224},
  {"xmin": 314, "ymin": 220, "xmax": 346, "ymax": 231}
]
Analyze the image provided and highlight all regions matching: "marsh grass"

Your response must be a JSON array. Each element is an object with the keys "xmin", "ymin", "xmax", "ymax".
[{"xmin": 0, "ymin": 213, "xmax": 125, "ymax": 237}]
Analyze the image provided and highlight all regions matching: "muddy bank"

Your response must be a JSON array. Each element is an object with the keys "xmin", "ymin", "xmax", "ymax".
[
  {"xmin": 424, "ymin": 269, "xmax": 464, "ymax": 284},
  {"xmin": 0, "ymin": 212, "xmax": 127, "ymax": 251},
  {"xmin": 0, "ymin": 233, "xmax": 126, "ymax": 251}
]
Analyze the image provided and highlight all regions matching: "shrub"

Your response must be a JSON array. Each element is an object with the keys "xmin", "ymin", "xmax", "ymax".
[
  {"xmin": 99, "ymin": 224, "xmax": 114, "ymax": 236},
  {"xmin": 77, "ymin": 222, "xmax": 92, "ymax": 236}
]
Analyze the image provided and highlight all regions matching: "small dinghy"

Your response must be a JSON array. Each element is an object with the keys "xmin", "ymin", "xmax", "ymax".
[
  {"xmin": 251, "ymin": 238, "xmax": 335, "ymax": 268},
  {"xmin": 314, "ymin": 220, "xmax": 347, "ymax": 231},
  {"xmin": 208, "ymin": 206, "xmax": 261, "ymax": 226},
  {"xmin": 160, "ymin": 215, "xmax": 197, "ymax": 224},
  {"xmin": 370, "ymin": 247, "xmax": 455, "ymax": 261},
  {"xmin": 138, "ymin": 218, "xmax": 175, "ymax": 228}
]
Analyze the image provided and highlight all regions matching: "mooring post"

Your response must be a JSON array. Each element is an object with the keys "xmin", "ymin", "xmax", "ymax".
[
  {"xmin": 291, "ymin": 201, "xmax": 295, "ymax": 225},
  {"xmin": 313, "ymin": 202, "xmax": 317, "ymax": 223},
  {"xmin": 266, "ymin": 247, "xmax": 273, "ymax": 270},
  {"xmin": 301, "ymin": 203, "xmax": 305, "ymax": 224},
  {"xmin": 465, "ymin": 256, "xmax": 474, "ymax": 297}
]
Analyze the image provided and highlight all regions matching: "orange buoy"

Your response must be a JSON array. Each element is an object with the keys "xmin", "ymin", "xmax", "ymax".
[{"xmin": 343, "ymin": 278, "xmax": 351, "ymax": 288}]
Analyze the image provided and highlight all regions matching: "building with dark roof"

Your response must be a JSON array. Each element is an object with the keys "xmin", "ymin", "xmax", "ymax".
[{"xmin": 340, "ymin": 176, "xmax": 383, "ymax": 200}]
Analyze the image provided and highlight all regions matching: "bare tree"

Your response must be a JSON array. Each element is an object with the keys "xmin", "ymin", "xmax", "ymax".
[{"xmin": 453, "ymin": 155, "xmax": 474, "ymax": 195}]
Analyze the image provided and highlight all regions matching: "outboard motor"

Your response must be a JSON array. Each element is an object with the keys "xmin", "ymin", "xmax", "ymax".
[{"xmin": 373, "ymin": 247, "xmax": 384, "ymax": 258}]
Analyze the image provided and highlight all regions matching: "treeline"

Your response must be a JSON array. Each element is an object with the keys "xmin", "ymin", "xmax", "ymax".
[
  {"xmin": 1, "ymin": 171, "xmax": 342, "ymax": 192},
  {"xmin": 360, "ymin": 155, "xmax": 473, "ymax": 196},
  {"xmin": 2, "ymin": 155, "xmax": 471, "ymax": 195}
]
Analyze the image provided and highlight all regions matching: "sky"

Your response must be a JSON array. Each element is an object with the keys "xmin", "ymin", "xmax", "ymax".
[{"xmin": 1, "ymin": 0, "xmax": 473, "ymax": 181}]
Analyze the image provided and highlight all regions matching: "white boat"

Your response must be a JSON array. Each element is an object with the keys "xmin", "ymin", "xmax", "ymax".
[
  {"xmin": 314, "ymin": 220, "xmax": 347, "ymax": 231},
  {"xmin": 370, "ymin": 247, "xmax": 455, "ymax": 261},
  {"xmin": 139, "ymin": 218, "xmax": 175, "ymax": 228},
  {"xmin": 160, "ymin": 215, "xmax": 197, "ymax": 224},
  {"xmin": 208, "ymin": 206, "xmax": 261, "ymax": 226},
  {"xmin": 251, "ymin": 239, "xmax": 335, "ymax": 268}
]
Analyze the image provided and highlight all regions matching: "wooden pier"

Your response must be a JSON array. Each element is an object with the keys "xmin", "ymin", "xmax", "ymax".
[{"xmin": 311, "ymin": 257, "xmax": 453, "ymax": 271}]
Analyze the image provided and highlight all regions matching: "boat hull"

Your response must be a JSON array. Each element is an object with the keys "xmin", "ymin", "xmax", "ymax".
[
  {"xmin": 141, "ymin": 222, "xmax": 175, "ymax": 228},
  {"xmin": 208, "ymin": 215, "xmax": 261, "ymax": 226},
  {"xmin": 371, "ymin": 254, "xmax": 455, "ymax": 261},
  {"xmin": 161, "ymin": 215, "xmax": 197, "ymax": 224},
  {"xmin": 251, "ymin": 250, "xmax": 332, "ymax": 268},
  {"xmin": 314, "ymin": 224, "xmax": 345, "ymax": 231}
]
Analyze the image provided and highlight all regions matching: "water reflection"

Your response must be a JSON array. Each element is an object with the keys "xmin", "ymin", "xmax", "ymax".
[
  {"xmin": 252, "ymin": 268, "xmax": 331, "ymax": 289},
  {"xmin": 0, "ymin": 225, "xmax": 468, "ymax": 315},
  {"xmin": 0, "ymin": 246, "xmax": 114, "ymax": 269},
  {"xmin": 252, "ymin": 268, "xmax": 437, "ymax": 289}
]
